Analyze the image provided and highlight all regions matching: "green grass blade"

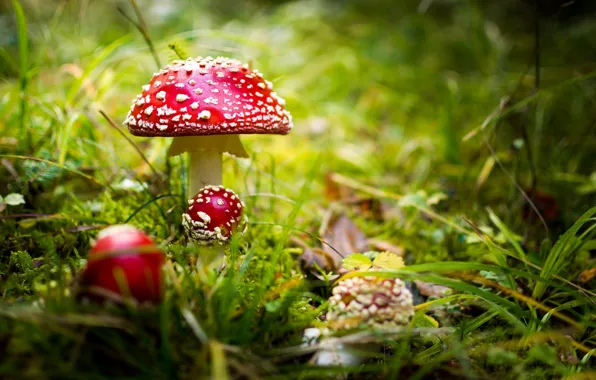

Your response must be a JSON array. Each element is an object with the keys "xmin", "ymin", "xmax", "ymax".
[
  {"xmin": 12, "ymin": 0, "xmax": 30, "ymax": 150},
  {"xmin": 0, "ymin": 154, "xmax": 102, "ymax": 185},
  {"xmin": 0, "ymin": 47, "xmax": 18, "ymax": 73},
  {"xmin": 487, "ymin": 207, "xmax": 527, "ymax": 262},
  {"xmin": 65, "ymin": 35, "xmax": 130, "ymax": 104},
  {"xmin": 533, "ymin": 206, "xmax": 596, "ymax": 300}
]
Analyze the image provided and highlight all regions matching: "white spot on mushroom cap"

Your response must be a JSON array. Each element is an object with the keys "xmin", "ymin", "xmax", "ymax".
[{"xmin": 176, "ymin": 94, "xmax": 189, "ymax": 102}]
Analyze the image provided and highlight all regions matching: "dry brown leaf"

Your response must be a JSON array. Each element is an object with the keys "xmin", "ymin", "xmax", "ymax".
[
  {"xmin": 292, "ymin": 235, "xmax": 340, "ymax": 275},
  {"xmin": 293, "ymin": 213, "xmax": 370, "ymax": 275},
  {"xmin": 579, "ymin": 268, "xmax": 596, "ymax": 283},
  {"xmin": 367, "ymin": 238, "xmax": 405, "ymax": 257},
  {"xmin": 325, "ymin": 172, "xmax": 390, "ymax": 221},
  {"xmin": 414, "ymin": 280, "xmax": 452, "ymax": 298},
  {"xmin": 324, "ymin": 172, "xmax": 355, "ymax": 202},
  {"xmin": 322, "ymin": 213, "xmax": 369, "ymax": 270}
]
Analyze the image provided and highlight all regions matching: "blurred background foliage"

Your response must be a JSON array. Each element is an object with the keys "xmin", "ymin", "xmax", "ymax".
[
  {"xmin": 1, "ymin": 0, "xmax": 594, "ymax": 219},
  {"xmin": 0, "ymin": 0, "xmax": 595, "ymax": 378}
]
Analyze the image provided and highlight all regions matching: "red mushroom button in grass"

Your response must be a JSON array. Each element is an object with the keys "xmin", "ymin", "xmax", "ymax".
[
  {"xmin": 182, "ymin": 185, "xmax": 248, "ymax": 246},
  {"xmin": 79, "ymin": 225, "xmax": 165, "ymax": 305},
  {"xmin": 123, "ymin": 56, "xmax": 293, "ymax": 196}
]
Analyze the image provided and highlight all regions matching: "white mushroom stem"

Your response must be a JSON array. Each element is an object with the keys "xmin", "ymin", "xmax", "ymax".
[
  {"xmin": 188, "ymin": 149, "xmax": 222, "ymax": 194},
  {"xmin": 168, "ymin": 135, "xmax": 248, "ymax": 197},
  {"xmin": 193, "ymin": 244, "xmax": 226, "ymax": 275},
  {"xmin": 314, "ymin": 344, "xmax": 364, "ymax": 370},
  {"xmin": 302, "ymin": 329, "xmax": 377, "ymax": 378}
]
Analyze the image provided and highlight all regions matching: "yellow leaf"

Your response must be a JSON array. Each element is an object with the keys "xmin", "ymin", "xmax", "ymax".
[
  {"xmin": 372, "ymin": 251, "xmax": 405, "ymax": 270},
  {"xmin": 342, "ymin": 253, "xmax": 372, "ymax": 271}
]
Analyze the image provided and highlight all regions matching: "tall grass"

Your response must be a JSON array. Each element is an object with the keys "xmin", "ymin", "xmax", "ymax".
[{"xmin": 0, "ymin": 0, "xmax": 595, "ymax": 378}]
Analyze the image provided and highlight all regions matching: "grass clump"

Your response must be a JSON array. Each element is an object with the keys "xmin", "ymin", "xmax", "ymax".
[{"xmin": 1, "ymin": 0, "xmax": 595, "ymax": 378}]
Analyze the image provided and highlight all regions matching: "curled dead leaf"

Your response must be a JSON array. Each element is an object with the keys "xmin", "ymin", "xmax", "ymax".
[
  {"xmin": 292, "ymin": 235, "xmax": 340, "ymax": 275},
  {"xmin": 324, "ymin": 172, "xmax": 388, "ymax": 221},
  {"xmin": 367, "ymin": 238, "xmax": 405, "ymax": 257},
  {"xmin": 293, "ymin": 212, "xmax": 370, "ymax": 276},
  {"xmin": 321, "ymin": 213, "xmax": 369, "ymax": 270},
  {"xmin": 579, "ymin": 268, "xmax": 596, "ymax": 283},
  {"xmin": 414, "ymin": 280, "xmax": 453, "ymax": 298}
]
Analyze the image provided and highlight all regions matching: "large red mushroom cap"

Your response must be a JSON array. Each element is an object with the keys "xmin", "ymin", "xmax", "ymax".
[
  {"xmin": 123, "ymin": 56, "xmax": 293, "ymax": 137},
  {"xmin": 182, "ymin": 185, "xmax": 248, "ymax": 245},
  {"xmin": 79, "ymin": 225, "xmax": 165, "ymax": 304}
]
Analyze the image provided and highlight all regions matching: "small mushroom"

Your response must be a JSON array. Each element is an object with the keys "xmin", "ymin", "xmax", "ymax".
[
  {"xmin": 327, "ymin": 276, "xmax": 414, "ymax": 329},
  {"xmin": 313, "ymin": 275, "xmax": 414, "ymax": 368},
  {"xmin": 123, "ymin": 56, "xmax": 293, "ymax": 195},
  {"xmin": 181, "ymin": 185, "xmax": 248, "ymax": 245},
  {"xmin": 78, "ymin": 225, "xmax": 165, "ymax": 304}
]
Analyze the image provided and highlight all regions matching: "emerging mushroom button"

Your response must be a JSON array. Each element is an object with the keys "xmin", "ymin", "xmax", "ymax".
[
  {"xmin": 123, "ymin": 56, "xmax": 293, "ymax": 195},
  {"xmin": 182, "ymin": 185, "xmax": 248, "ymax": 245},
  {"xmin": 327, "ymin": 276, "xmax": 414, "ymax": 330},
  {"xmin": 79, "ymin": 225, "xmax": 165, "ymax": 304}
]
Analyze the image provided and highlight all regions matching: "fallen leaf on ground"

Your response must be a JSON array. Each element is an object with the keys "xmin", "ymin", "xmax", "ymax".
[
  {"xmin": 324, "ymin": 172, "xmax": 355, "ymax": 202},
  {"xmin": 292, "ymin": 235, "xmax": 342, "ymax": 274},
  {"xmin": 324, "ymin": 172, "xmax": 388, "ymax": 221},
  {"xmin": 414, "ymin": 280, "xmax": 453, "ymax": 298},
  {"xmin": 322, "ymin": 213, "xmax": 369, "ymax": 269},
  {"xmin": 367, "ymin": 238, "xmax": 405, "ymax": 256},
  {"xmin": 579, "ymin": 268, "xmax": 596, "ymax": 283}
]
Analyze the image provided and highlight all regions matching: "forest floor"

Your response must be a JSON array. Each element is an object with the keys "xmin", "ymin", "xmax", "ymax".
[{"xmin": 1, "ymin": 1, "xmax": 595, "ymax": 379}]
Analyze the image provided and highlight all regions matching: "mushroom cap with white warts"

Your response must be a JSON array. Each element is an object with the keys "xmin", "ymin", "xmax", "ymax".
[
  {"xmin": 327, "ymin": 276, "xmax": 414, "ymax": 330},
  {"xmin": 181, "ymin": 185, "xmax": 248, "ymax": 245},
  {"xmin": 123, "ymin": 56, "xmax": 293, "ymax": 137}
]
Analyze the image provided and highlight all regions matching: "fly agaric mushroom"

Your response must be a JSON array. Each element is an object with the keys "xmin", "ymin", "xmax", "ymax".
[
  {"xmin": 327, "ymin": 276, "xmax": 414, "ymax": 330},
  {"xmin": 309, "ymin": 250, "xmax": 414, "ymax": 369},
  {"xmin": 310, "ymin": 275, "xmax": 414, "ymax": 368},
  {"xmin": 182, "ymin": 185, "xmax": 248, "ymax": 245},
  {"xmin": 78, "ymin": 225, "xmax": 165, "ymax": 304},
  {"xmin": 123, "ymin": 56, "xmax": 292, "ymax": 195}
]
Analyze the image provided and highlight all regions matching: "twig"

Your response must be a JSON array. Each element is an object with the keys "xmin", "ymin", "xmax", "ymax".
[
  {"xmin": 521, "ymin": 0, "xmax": 542, "ymax": 238},
  {"xmin": 457, "ymin": 273, "xmax": 583, "ymax": 331},
  {"xmin": 118, "ymin": 0, "xmax": 161, "ymax": 69},
  {"xmin": 0, "ymin": 213, "xmax": 53, "ymax": 219},
  {"xmin": 0, "ymin": 307, "xmax": 135, "ymax": 334},
  {"xmin": 478, "ymin": 109, "xmax": 549, "ymax": 234},
  {"xmin": 168, "ymin": 43, "xmax": 187, "ymax": 60},
  {"xmin": 99, "ymin": 110, "xmax": 164, "ymax": 183},
  {"xmin": 181, "ymin": 308, "xmax": 209, "ymax": 344},
  {"xmin": 0, "ymin": 154, "xmax": 102, "ymax": 185},
  {"xmin": 268, "ymin": 327, "xmax": 454, "ymax": 358},
  {"xmin": 329, "ymin": 172, "xmax": 474, "ymax": 236}
]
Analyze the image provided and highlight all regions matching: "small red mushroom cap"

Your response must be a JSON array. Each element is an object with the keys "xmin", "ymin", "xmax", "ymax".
[
  {"xmin": 123, "ymin": 56, "xmax": 292, "ymax": 137},
  {"xmin": 182, "ymin": 185, "xmax": 248, "ymax": 245},
  {"xmin": 80, "ymin": 225, "xmax": 165, "ymax": 304},
  {"xmin": 521, "ymin": 188, "xmax": 559, "ymax": 223}
]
